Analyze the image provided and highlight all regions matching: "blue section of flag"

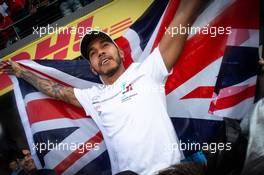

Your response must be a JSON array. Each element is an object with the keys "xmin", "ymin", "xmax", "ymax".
[
  {"xmin": 33, "ymin": 127, "xmax": 79, "ymax": 167},
  {"xmin": 35, "ymin": 60, "xmax": 102, "ymax": 84},
  {"xmin": 215, "ymin": 46, "xmax": 258, "ymax": 93},
  {"xmin": 171, "ymin": 118, "xmax": 226, "ymax": 157},
  {"xmin": 76, "ymin": 151, "xmax": 111, "ymax": 175},
  {"xmin": 18, "ymin": 78, "xmax": 39, "ymax": 98},
  {"xmin": 130, "ymin": 0, "xmax": 169, "ymax": 50}
]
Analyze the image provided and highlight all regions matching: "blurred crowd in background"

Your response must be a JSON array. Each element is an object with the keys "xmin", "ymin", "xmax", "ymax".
[
  {"xmin": 8, "ymin": 149, "xmax": 57, "ymax": 175},
  {"xmin": 0, "ymin": 0, "xmax": 95, "ymax": 50}
]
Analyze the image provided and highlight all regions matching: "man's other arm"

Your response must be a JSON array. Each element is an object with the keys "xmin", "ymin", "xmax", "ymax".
[
  {"xmin": 0, "ymin": 61, "xmax": 81, "ymax": 107},
  {"xmin": 159, "ymin": 0, "xmax": 205, "ymax": 72}
]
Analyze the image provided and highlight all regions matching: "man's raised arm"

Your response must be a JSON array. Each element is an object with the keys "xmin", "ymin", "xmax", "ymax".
[
  {"xmin": 159, "ymin": 0, "xmax": 205, "ymax": 72},
  {"xmin": 0, "ymin": 61, "xmax": 81, "ymax": 107}
]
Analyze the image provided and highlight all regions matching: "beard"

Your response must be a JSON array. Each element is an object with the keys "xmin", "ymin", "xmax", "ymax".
[{"xmin": 101, "ymin": 62, "xmax": 120, "ymax": 76}]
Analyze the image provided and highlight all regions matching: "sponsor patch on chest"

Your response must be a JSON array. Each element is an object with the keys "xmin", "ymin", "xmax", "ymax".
[{"xmin": 121, "ymin": 82, "xmax": 138, "ymax": 103}]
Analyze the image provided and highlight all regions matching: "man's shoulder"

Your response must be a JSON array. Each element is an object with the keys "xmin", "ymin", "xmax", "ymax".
[{"xmin": 127, "ymin": 62, "xmax": 141, "ymax": 70}]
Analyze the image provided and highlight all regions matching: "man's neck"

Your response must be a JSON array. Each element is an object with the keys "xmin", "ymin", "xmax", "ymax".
[{"xmin": 101, "ymin": 65, "xmax": 126, "ymax": 85}]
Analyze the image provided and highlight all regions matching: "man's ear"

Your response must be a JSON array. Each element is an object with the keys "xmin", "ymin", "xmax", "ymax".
[
  {"xmin": 118, "ymin": 49, "xmax": 125, "ymax": 61},
  {"xmin": 90, "ymin": 65, "xmax": 98, "ymax": 75}
]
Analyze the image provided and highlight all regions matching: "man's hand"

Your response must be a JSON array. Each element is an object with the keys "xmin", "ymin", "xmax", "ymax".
[
  {"xmin": 259, "ymin": 58, "xmax": 264, "ymax": 73},
  {"xmin": 0, "ymin": 61, "xmax": 26, "ymax": 77},
  {"xmin": 259, "ymin": 59, "xmax": 264, "ymax": 66},
  {"xmin": 0, "ymin": 60, "xmax": 81, "ymax": 107}
]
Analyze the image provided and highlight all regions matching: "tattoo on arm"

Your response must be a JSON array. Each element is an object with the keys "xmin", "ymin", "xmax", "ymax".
[{"xmin": 19, "ymin": 69, "xmax": 81, "ymax": 107}]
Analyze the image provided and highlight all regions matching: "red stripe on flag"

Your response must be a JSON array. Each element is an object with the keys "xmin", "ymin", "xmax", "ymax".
[
  {"xmin": 54, "ymin": 131, "xmax": 103, "ymax": 174},
  {"xmin": 152, "ymin": 0, "xmax": 180, "ymax": 51},
  {"xmin": 181, "ymin": 86, "xmax": 215, "ymax": 99},
  {"xmin": 26, "ymin": 99, "xmax": 87, "ymax": 125},
  {"xmin": 212, "ymin": 0, "xmax": 259, "ymax": 29},
  {"xmin": 165, "ymin": 32, "xmax": 228, "ymax": 95},
  {"xmin": 115, "ymin": 36, "xmax": 134, "ymax": 69},
  {"xmin": 209, "ymin": 85, "xmax": 256, "ymax": 112}
]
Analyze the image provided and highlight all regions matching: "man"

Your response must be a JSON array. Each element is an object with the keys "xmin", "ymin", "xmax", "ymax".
[
  {"xmin": 1, "ymin": 1, "xmax": 205, "ymax": 174},
  {"xmin": 0, "ymin": 6, "xmax": 15, "ymax": 49},
  {"xmin": 240, "ymin": 58, "xmax": 264, "ymax": 175},
  {"xmin": 18, "ymin": 149, "xmax": 57, "ymax": 175},
  {"xmin": 59, "ymin": 0, "xmax": 83, "ymax": 17},
  {"xmin": 9, "ymin": 159, "xmax": 20, "ymax": 175}
]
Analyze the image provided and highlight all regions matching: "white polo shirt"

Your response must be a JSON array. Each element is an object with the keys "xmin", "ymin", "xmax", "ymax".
[{"xmin": 74, "ymin": 47, "xmax": 181, "ymax": 175}]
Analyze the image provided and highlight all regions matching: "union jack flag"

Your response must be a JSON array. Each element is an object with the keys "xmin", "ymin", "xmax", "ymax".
[{"xmin": 10, "ymin": 0, "xmax": 259, "ymax": 174}]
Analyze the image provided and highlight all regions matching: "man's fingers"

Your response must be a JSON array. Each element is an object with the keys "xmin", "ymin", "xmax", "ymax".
[
  {"xmin": 0, "ymin": 62, "xmax": 7, "ymax": 69},
  {"xmin": 9, "ymin": 61, "xmax": 22, "ymax": 70},
  {"xmin": 3, "ymin": 70, "xmax": 15, "ymax": 75},
  {"xmin": 2, "ymin": 67, "xmax": 14, "ymax": 73},
  {"xmin": 0, "ymin": 61, "xmax": 18, "ymax": 75},
  {"xmin": 0, "ymin": 61, "xmax": 14, "ymax": 75},
  {"xmin": 0, "ymin": 70, "xmax": 13, "ymax": 75},
  {"xmin": 0, "ymin": 60, "xmax": 10, "ymax": 65},
  {"xmin": 0, "ymin": 61, "xmax": 11, "ymax": 69},
  {"xmin": 259, "ymin": 59, "xmax": 264, "ymax": 66},
  {"xmin": 0, "ymin": 64, "xmax": 11, "ymax": 70}
]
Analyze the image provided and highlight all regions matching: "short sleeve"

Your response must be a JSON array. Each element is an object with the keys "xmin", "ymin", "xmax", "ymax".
[
  {"xmin": 139, "ymin": 46, "xmax": 171, "ymax": 84},
  {"xmin": 74, "ymin": 88, "xmax": 93, "ymax": 115}
]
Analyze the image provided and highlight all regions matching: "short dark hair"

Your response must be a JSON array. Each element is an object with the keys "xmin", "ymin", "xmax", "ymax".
[{"xmin": 158, "ymin": 162, "xmax": 206, "ymax": 175}]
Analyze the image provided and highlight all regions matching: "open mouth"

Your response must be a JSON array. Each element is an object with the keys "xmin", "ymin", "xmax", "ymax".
[
  {"xmin": 101, "ymin": 58, "xmax": 110, "ymax": 65},
  {"xmin": 100, "ymin": 56, "xmax": 112, "ymax": 66}
]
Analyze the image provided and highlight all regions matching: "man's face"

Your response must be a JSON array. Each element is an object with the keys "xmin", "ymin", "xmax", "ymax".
[
  {"xmin": 9, "ymin": 161, "xmax": 18, "ymax": 171},
  {"xmin": 20, "ymin": 149, "xmax": 36, "ymax": 172},
  {"xmin": 87, "ymin": 37, "xmax": 123, "ymax": 76}
]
